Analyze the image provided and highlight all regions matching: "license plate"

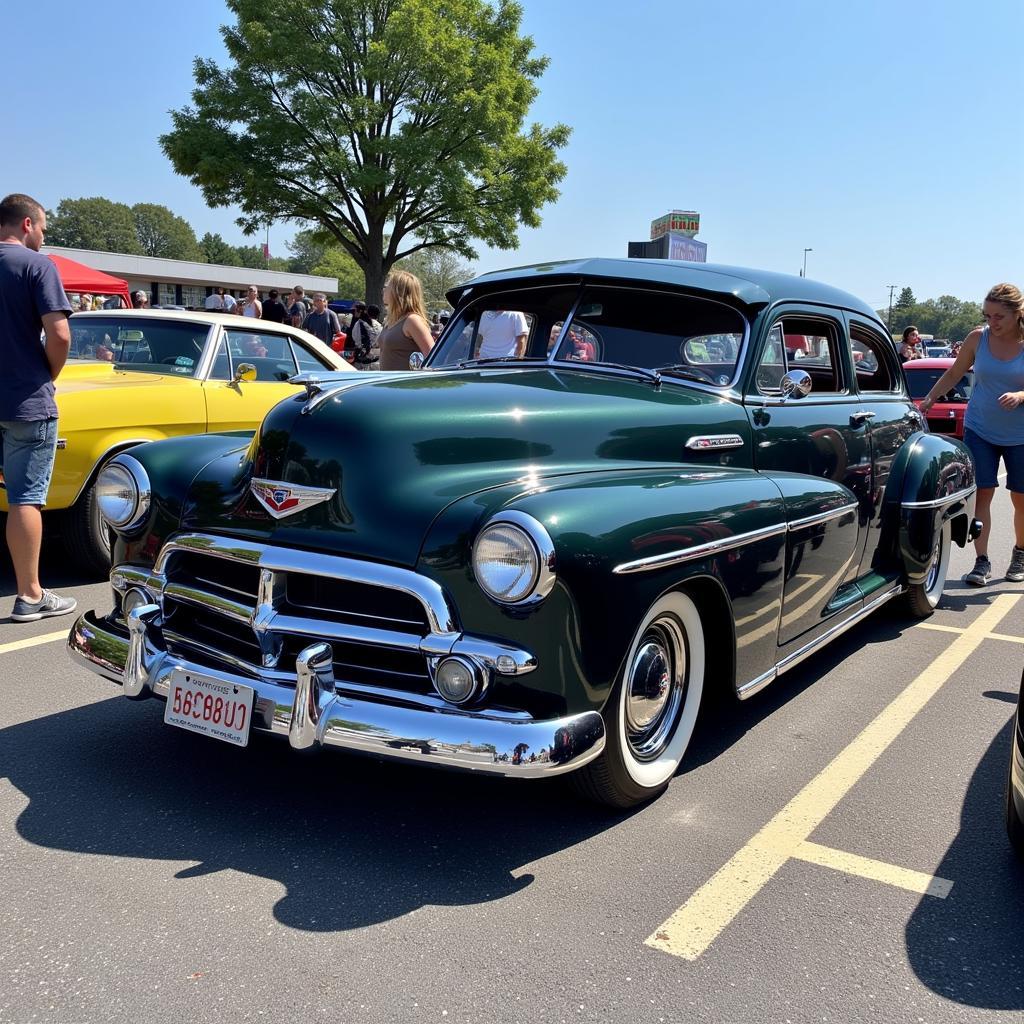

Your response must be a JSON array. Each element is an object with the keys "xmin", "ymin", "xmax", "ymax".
[{"xmin": 164, "ymin": 669, "xmax": 255, "ymax": 747}]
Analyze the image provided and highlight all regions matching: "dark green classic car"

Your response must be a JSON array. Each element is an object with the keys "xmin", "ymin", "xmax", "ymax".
[{"xmin": 67, "ymin": 259, "xmax": 980, "ymax": 807}]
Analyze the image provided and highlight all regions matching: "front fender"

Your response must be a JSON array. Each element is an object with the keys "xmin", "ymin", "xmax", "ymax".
[
  {"xmin": 885, "ymin": 431, "xmax": 976, "ymax": 581},
  {"xmin": 419, "ymin": 465, "xmax": 789, "ymax": 717},
  {"xmin": 110, "ymin": 432, "xmax": 255, "ymax": 570}
]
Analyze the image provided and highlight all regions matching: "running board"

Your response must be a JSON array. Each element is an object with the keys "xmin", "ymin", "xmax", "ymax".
[{"xmin": 736, "ymin": 583, "xmax": 904, "ymax": 700}]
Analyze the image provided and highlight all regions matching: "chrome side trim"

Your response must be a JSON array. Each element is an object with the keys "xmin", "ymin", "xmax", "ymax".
[
  {"xmin": 775, "ymin": 584, "xmax": 902, "ymax": 676},
  {"xmin": 736, "ymin": 667, "xmax": 777, "ymax": 700},
  {"xmin": 613, "ymin": 522, "xmax": 787, "ymax": 575},
  {"xmin": 736, "ymin": 583, "xmax": 903, "ymax": 700},
  {"xmin": 902, "ymin": 485, "xmax": 976, "ymax": 510},
  {"xmin": 788, "ymin": 503, "xmax": 859, "ymax": 531},
  {"xmin": 684, "ymin": 434, "xmax": 744, "ymax": 451}
]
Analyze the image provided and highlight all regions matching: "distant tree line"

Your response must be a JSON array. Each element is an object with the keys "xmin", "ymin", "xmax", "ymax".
[
  {"xmin": 45, "ymin": 196, "xmax": 471, "ymax": 302},
  {"xmin": 882, "ymin": 286, "xmax": 984, "ymax": 343}
]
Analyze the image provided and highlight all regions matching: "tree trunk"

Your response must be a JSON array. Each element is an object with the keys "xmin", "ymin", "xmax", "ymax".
[{"xmin": 362, "ymin": 220, "xmax": 388, "ymax": 310}]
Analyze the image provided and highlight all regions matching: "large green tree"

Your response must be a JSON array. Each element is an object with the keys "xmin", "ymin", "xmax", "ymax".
[
  {"xmin": 200, "ymin": 231, "xmax": 242, "ymax": 265},
  {"xmin": 397, "ymin": 247, "xmax": 473, "ymax": 310},
  {"xmin": 132, "ymin": 203, "xmax": 203, "ymax": 260},
  {"xmin": 160, "ymin": 0, "xmax": 569, "ymax": 304},
  {"xmin": 47, "ymin": 197, "xmax": 142, "ymax": 254}
]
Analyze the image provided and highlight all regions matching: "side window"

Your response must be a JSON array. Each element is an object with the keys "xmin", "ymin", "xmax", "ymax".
[
  {"xmin": 290, "ymin": 337, "xmax": 328, "ymax": 373},
  {"xmin": 224, "ymin": 331, "xmax": 299, "ymax": 381},
  {"xmin": 209, "ymin": 338, "xmax": 231, "ymax": 380},
  {"xmin": 850, "ymin": 325, "xmax": 897, "ymax": 392},
  {"xmin": 755, "ymin": 324, "xmax": 787, "ymax": 392},
  {"xmin": 757, "ymin": 317, "xmax": 844, "ymax": 394}
]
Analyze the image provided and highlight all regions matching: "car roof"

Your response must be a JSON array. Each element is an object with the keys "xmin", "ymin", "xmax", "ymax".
[
  {"xmin": 71, "ymin": 308, "xmax": 348, "ymax": 369},
  {"xmin": 903, "ymin": 358, "xmax": 958, "ymax": 369},
  {"xmin": 450, "ymin": 257, "xmax": 879, "ymax": 318}
]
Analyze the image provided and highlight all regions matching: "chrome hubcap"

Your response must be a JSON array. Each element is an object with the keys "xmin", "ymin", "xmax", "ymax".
[
  {"xmin": 625, "ymin": 617, "xmax": 687, "ymax": 761},
  {"xmin": 925, "ymin": 533, "xmax": 944, "ymax": 592}
]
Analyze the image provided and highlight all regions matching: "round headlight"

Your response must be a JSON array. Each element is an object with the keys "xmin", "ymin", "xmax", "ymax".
[
  {"xmin": 472, "ymin": 512, "xmax": 555, "ymax": 606},
  {"xmin": 95, "ymin": 454, "xmax": 151, "ymax": 531},
  {"xmin": 434, "ymin": 656, "xmax": 481, "ymax": 705}
]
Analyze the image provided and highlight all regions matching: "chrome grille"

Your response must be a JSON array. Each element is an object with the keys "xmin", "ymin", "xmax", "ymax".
[{"xmin": 153, "ymin": 535, "xmax": 457, "ymax": 696}]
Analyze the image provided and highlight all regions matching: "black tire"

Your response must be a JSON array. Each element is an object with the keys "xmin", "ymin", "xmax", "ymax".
[
  {"xmin": 1007, "ymin": 756, "xmax": 1024, "ymax": 861},
  {"xmin": 572, "ymin": 591, "xmax": 705, "ymax": 809},
  {"xmin": 64, "ymin": 481, "xmax": 113, "ymax": 578},
  {"xmin": 902, "ymin": 520, "xmax": 951, "ymax": 619}
]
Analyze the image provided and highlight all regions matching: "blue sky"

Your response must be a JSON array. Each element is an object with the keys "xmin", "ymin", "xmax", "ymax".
[{"xmin": 7, "ymin": 0, "xmax": 1021, "ymax": 309}]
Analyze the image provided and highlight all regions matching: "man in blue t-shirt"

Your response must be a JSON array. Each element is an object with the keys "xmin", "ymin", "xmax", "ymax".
[{"xmin": 0, "ymin": 193, "xmax": 77, "ymax": 622}]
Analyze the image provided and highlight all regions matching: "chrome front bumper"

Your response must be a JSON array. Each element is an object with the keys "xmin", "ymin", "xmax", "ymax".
[{"xmin": 67, "ymin": 606, "xmax": 605, "ymax": 778}]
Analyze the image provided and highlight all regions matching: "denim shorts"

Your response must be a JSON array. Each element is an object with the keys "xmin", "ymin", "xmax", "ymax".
[
  {"xmin": 963, "ymin": 427, "xmax": 1024, "ymax": 492},
  {"xmin": 0, "ymin": 418, "xmax": 58, "ymax": 505}
]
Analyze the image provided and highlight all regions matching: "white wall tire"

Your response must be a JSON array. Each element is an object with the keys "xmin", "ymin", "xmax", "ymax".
[
  {"xmin": 573, "ymin": 590, "xmax": 705, "ymax": 807},
  {"xmin": 903, "ymin": 520, "xmax": 950, "ymax": 618}
]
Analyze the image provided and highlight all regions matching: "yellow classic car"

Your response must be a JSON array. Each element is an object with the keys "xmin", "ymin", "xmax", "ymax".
[{"xmin": 0, "ymin": 309, "xmax": 353, "ymax": 574}]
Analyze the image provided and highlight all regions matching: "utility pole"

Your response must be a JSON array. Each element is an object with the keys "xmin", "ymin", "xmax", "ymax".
[{"xmin": 886, "ymin": 284, "xmax": 899, "ymax": 332}]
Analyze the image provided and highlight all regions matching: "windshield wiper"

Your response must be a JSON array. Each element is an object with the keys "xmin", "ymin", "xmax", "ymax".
[
  {"xmin": 657, "ymin": 364, "xmax": 717, "ymax": 384},
  {"xmin": 456, "ymin": 356, "xmax": 552, "ymax": 369}
]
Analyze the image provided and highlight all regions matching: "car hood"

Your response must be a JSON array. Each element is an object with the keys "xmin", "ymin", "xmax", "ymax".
[
  {"xmin": 182, "ymin": 367, "xmax": 752, "ymax": 566},
  {"xmin": 57, "ymin": 363, "xmax": 198, "ymax": 393}
]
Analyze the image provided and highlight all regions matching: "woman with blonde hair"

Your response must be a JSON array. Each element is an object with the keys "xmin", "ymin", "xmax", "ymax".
[
  {"xmin": 378, "ymin": 269, "xmax": 433, "ymax": 370},
  {"xmin": 921, "ymin": 282, "xmax": 1024, "ymax": 585}
]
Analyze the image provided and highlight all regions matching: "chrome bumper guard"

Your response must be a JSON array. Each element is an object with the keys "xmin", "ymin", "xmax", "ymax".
[{"xmin": 67, "ymin": 606, "xmax": 605, "ymax": 778}]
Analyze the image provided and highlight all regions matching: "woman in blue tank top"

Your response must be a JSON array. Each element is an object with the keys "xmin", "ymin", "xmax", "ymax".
[{"xmin": 921, "ymin": 283, "xmax": 1024, "ymax": 585}]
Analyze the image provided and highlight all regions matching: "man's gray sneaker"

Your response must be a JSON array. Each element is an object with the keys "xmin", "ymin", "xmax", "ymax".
[
  {"xmin": 11, "ymin": 590, "xmax": 78, "ymax": 622},
  {"xmin": 964, "ymin": 556, "xmax": 992, "ymax": 587},
  {"xmin": 1007, "ymin": 547, "xmax": 1024, "ymax": 583}
]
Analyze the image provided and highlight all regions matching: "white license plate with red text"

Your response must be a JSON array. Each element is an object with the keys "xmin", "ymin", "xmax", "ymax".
[{"xmin": 164, "ymin": 670, "xmax": 255, "ymax": 747}]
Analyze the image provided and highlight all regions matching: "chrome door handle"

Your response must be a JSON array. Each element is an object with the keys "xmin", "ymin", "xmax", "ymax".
[{"xmin": 850, "ymin": 410, "xmax": 876, "ymax": 426}]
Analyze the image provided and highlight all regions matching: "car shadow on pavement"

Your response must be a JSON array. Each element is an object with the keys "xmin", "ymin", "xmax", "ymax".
[
  {"xmin": 905, "ymin": 704, "xmax": 1024, "ymax": 1009},
  {"xmin": 0, "ymin": 694, "xmax": 637, "ymax": 933}
]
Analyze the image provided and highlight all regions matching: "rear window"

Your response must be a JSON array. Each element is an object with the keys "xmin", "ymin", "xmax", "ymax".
[
  {"xmin": 905, "ymin": 367, "xmax": 973, "ymax": 401},
  {"xmin": 70, "ymin": 316, "xmax": 210, "ymax": 377}
]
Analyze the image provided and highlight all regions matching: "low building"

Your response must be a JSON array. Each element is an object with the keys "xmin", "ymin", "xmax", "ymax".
[{"xmin": 42, "ymin": 245, "xmax": 338, "ymax": 308}]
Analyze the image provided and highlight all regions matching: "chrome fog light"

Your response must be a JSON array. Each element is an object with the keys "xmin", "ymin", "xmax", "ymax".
[
  {"xmin": 122, "ymin": 587, "xmax": 153, "ymax": 618},
  {"xmin": 434, "ymin": 656, "xmax": 483, "ymax": 705}
]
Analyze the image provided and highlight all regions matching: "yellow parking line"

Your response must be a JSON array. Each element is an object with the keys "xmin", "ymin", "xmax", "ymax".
[
  {"xmin": 645, "ymin": 593, "xmax": 1020, "ymax": 961},
  {"xmin": 792, "ymin": 840, "xmax": 953, "ymax": 898},
  {"xmin": 0, "ymin": 629, "xmax": 68, "ymax": 656},
  {"xmin": 917, "ymin": 621, "xmax": 1024, "ymax": 645}
]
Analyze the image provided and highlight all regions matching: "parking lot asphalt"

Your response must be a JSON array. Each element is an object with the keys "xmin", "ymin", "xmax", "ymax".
[{"xmin": 1, "ymin": 511, "xmax": 1022, "ymax": 1024}]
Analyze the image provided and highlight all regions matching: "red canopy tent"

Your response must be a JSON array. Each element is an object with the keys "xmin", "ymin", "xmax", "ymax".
[{"xmin": 47, "ymin": 253, "xmax": 132, "ymax": 308}]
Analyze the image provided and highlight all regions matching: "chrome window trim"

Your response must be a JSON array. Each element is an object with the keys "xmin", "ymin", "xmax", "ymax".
[
  {"xmin": 753, "ymin": 311, "xmax": 850, "ymax": 399},
  {"xmin": 905, "ymin": 483, "xmax": 974, "ymax": 507},
  {"xmin": 613, "ymin": 522, "xmax": 787, "ymax": 575},
  {"xmin": 788, "ymin": 503, "xmax": 859, "ymax": 531}
]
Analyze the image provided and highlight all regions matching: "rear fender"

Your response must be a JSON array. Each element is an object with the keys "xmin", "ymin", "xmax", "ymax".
[{"xmin": 885, "ymin": 432, "xmax": 976, "ymax": 582}]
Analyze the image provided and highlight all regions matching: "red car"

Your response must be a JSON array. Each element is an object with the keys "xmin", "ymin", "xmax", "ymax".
[{"xmin": 903, "ymin": 357, "xmax": 973, "ymax": 439}]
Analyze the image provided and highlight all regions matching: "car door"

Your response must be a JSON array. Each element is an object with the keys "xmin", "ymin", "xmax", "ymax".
[
  {"xmin": 202, "ymin": 327, "xmax": 303, "ymax": 433},
  {"xmin": 846, "ymin": 312, "xmax": 922, "ymax": 582},
  {"xmin": 746, "ymin": 306, "xmax": 871, "ymax": 645}
]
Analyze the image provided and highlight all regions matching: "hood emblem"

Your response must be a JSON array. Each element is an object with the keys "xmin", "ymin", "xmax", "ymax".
[{"xmin": 250, "ymin": 478, "xmax": 336, "ymax": 519}]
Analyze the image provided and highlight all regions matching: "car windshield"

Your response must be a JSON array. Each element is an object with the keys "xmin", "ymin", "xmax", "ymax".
[
  {"xmin": 906, "ymin": 367, "xmax": 973, "ymax": 401},
  {"xmin": 427, "ymin": 284, "xmax": 746, "ymax": 385},
  {"xmin": 69, "ymin": 316, "xmax": 211, "ymax": 377}
]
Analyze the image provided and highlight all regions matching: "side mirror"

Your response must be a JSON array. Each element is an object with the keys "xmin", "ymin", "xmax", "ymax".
[
  {"xmin": 232, "ymin": 362, "xmax": 257, "ymax": 384},
  {"xmin": 780, "ymin": 369, "xmax": 812, "ymax": 398},
  {"xmin": 409, "ymin": 352, "xmax": 424, "ymax": 371}
]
